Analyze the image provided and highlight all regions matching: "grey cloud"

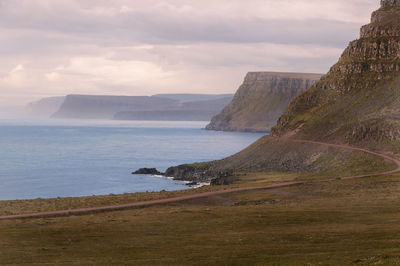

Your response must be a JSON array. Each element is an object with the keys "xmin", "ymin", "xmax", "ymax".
[
  {"xmin": 0, "ymin": 0, "xmax": 381, "ymax": 105},
  {"xmin": 0, "ymin": 8, "xmax": 361, "ymax": 48},
  {"xmin": 0, "ymin": 0, "xmax": 372, "ymax": 48}
]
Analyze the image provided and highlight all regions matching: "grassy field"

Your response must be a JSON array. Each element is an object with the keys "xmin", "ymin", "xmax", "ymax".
[{"xmin": 1, "ymin": 172, "xmax": 400, "ymax": 265}]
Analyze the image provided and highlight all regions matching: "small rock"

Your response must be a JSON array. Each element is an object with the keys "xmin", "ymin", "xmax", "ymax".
[{"xmin": 132, "ymin": 168, "xmax": 163, "ymax": 175}]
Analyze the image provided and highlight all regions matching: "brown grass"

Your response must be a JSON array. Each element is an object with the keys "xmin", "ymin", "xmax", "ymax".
[{"xmin": 1, "ymin": 172, "xmax": 400, "ymax": 265}]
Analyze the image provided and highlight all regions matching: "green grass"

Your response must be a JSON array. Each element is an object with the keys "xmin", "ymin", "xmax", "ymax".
[
  {"xmin": 303, "ymin": 147, "xmax": 398, "ymax": 179},
  {"xmin": 1, "ymin": 173, "xmax": 400, "ymax": 265}
]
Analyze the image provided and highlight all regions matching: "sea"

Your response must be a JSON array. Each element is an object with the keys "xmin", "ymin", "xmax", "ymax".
[{"xmin": 0, "ymin": 118, "xmax": 265, "ymax": 200}]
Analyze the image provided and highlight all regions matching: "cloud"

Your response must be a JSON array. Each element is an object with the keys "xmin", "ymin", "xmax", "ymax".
[
  {"xmin": 45, "ymin": 72, "xmax": 61, "ymax": 82},
  {"xmin": 0, "ymin": 0, "xmax": 381, "ymax": 105},
  {"xmin": 0, "ymin": 0, "xmax": 377, "ymax": 47},
  {"xmin": 54, "ymin": 55, "xmax": 174, "ymax": 90},
  {"xmin": 1, "ymin": 64, "xmax": 25, "ymax": 86}
]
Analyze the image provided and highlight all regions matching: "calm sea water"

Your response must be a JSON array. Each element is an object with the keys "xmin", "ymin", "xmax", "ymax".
[{"xmin": 0, "ymin": 118, "xmax": 264, "ymax": 200}]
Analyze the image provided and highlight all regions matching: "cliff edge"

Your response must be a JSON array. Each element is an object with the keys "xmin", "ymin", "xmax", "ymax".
[{"xmin": 205, "ymin": 72, "xmax": 322, "ymax": 132}]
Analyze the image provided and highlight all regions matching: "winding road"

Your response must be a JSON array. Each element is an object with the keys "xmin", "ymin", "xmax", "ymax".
[{"xmin": 1, "ymin": 139, "xmax": 400, "ymax": 221}]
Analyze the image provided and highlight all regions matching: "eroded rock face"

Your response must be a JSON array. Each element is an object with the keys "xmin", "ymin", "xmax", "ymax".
[
  {"xmin": 205, "ymin": 72, "xmax": 322, "ymax": 132},
  {"xmin": 381, "ymin": 0, "xmax": 400, "ymax": 8},
  {"xmin": 328, "ymin": 3, "xmax": 400, "ymax": 80},
  {"xmin": 272, "ymin": 1, "xmax": 400, "ymax": 147}
]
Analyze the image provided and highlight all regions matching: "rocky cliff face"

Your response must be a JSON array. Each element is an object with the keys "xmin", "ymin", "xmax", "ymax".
[
  {"xmin": 272, "ymin": 0, "xmax": 400, "ymax": 149},
  {"xmin": 205, "ymin": 72, "xmax": 322, "ymax": 132},
  {"xmin": 166, "ymin": 0, "xmax": 400, "ymax": 184}
]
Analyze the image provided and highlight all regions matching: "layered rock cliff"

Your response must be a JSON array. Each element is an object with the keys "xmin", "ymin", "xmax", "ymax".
[
  {"xmin": 166, "ymin": 0, "xmax": 400, "ymax": 184},
  {"xmin": 272, "ymin": 0, "xmax": 400, "ymax": 148},
  {"xmin": 205, "ymin": 72, "xmax": 322, "ymax": 132}
]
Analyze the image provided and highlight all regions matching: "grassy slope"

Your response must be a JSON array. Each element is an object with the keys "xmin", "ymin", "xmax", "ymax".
[
  {"xmin": 278, "ymin": 73, "xmax": 400, "ymax": 140},
  {"xmin": 1, "ymin": 174, "xmax": 400, "ymax": 265},
  {"xmin": 203, "ymin": 137, "xmax": 397, "ymax": 176}
]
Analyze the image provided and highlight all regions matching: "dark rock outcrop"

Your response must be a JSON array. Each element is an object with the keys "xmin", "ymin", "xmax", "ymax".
[
  {"xmin": 206, "ymin": 72, "xmax": 322, "ymax": 132},
  {"xmin": 132, "ymin": 168, "xmax": 164, "ymax": 175},
  {"xmin": 165, "ymin": 164, "xmax": 233, "ymax": 184}
]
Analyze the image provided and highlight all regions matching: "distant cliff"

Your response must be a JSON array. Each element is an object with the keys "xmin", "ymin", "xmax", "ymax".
[
  {"xmin": 25, "ymin": 96, "xmax": 65, "ymax": 117},
  {"xmin": 154, "ymin": 94, "xmax": 234, "ymax": 102},
  {"xmin": 52, "ymin": 95, "xmax": 179, "ymax": 119},
  {"xmin": 114, "ymin": 97, "xmax": 232, "ymax": 121},
  {"xmin": 52, "ymin": 94, "xmax": 233, "ymax": 120},
  {"xmin": 205, "ymin": 72, "xmax": 322, "ymax": 132}
]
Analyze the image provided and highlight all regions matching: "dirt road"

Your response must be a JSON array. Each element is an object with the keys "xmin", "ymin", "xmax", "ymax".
[
  {"xmin": 1, "ymin": 139, "xmax": 399, "ymax": 220},
  {"xmin": 291, "ymin": 139, "xmax": 400, "ymax": 179}
]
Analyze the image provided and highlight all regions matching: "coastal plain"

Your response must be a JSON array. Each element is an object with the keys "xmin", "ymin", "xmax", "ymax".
[{"xmin": 1, "ymin": 167, "xmax": 400, "ymax": 265}]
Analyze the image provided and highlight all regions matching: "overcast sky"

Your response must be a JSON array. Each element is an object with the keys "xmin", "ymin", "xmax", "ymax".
[{"xmin": 0, "ymin": 0, "xmax": 380, "ymax": 106}]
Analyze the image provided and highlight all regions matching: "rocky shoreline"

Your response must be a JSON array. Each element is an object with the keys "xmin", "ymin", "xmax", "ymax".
[{"xmin": 133, "ymin": 166, "xmax": 235, "ymax": 186}]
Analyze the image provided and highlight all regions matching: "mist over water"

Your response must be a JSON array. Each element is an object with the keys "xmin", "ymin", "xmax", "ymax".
[{"xmin": 0, "ymin": 118, "xmax": 265, "ymax": 200}]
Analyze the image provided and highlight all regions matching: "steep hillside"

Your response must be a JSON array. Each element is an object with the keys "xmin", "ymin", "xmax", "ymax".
[
  {"xmin": 165, "ymin": 0, "xmax": 400, "ymax": 183},
  {"xmin": 272, "ymin": 0, "xmax": 400, "ymax": 151},
  {"xmin": 206, "ymin": 72, "xmax": 322, "ymax": 132}
]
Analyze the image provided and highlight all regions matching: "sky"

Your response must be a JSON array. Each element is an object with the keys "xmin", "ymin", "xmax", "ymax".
[{"xmin": 0, "ymin": 0, "xmax": 380, "ymax": 107}]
